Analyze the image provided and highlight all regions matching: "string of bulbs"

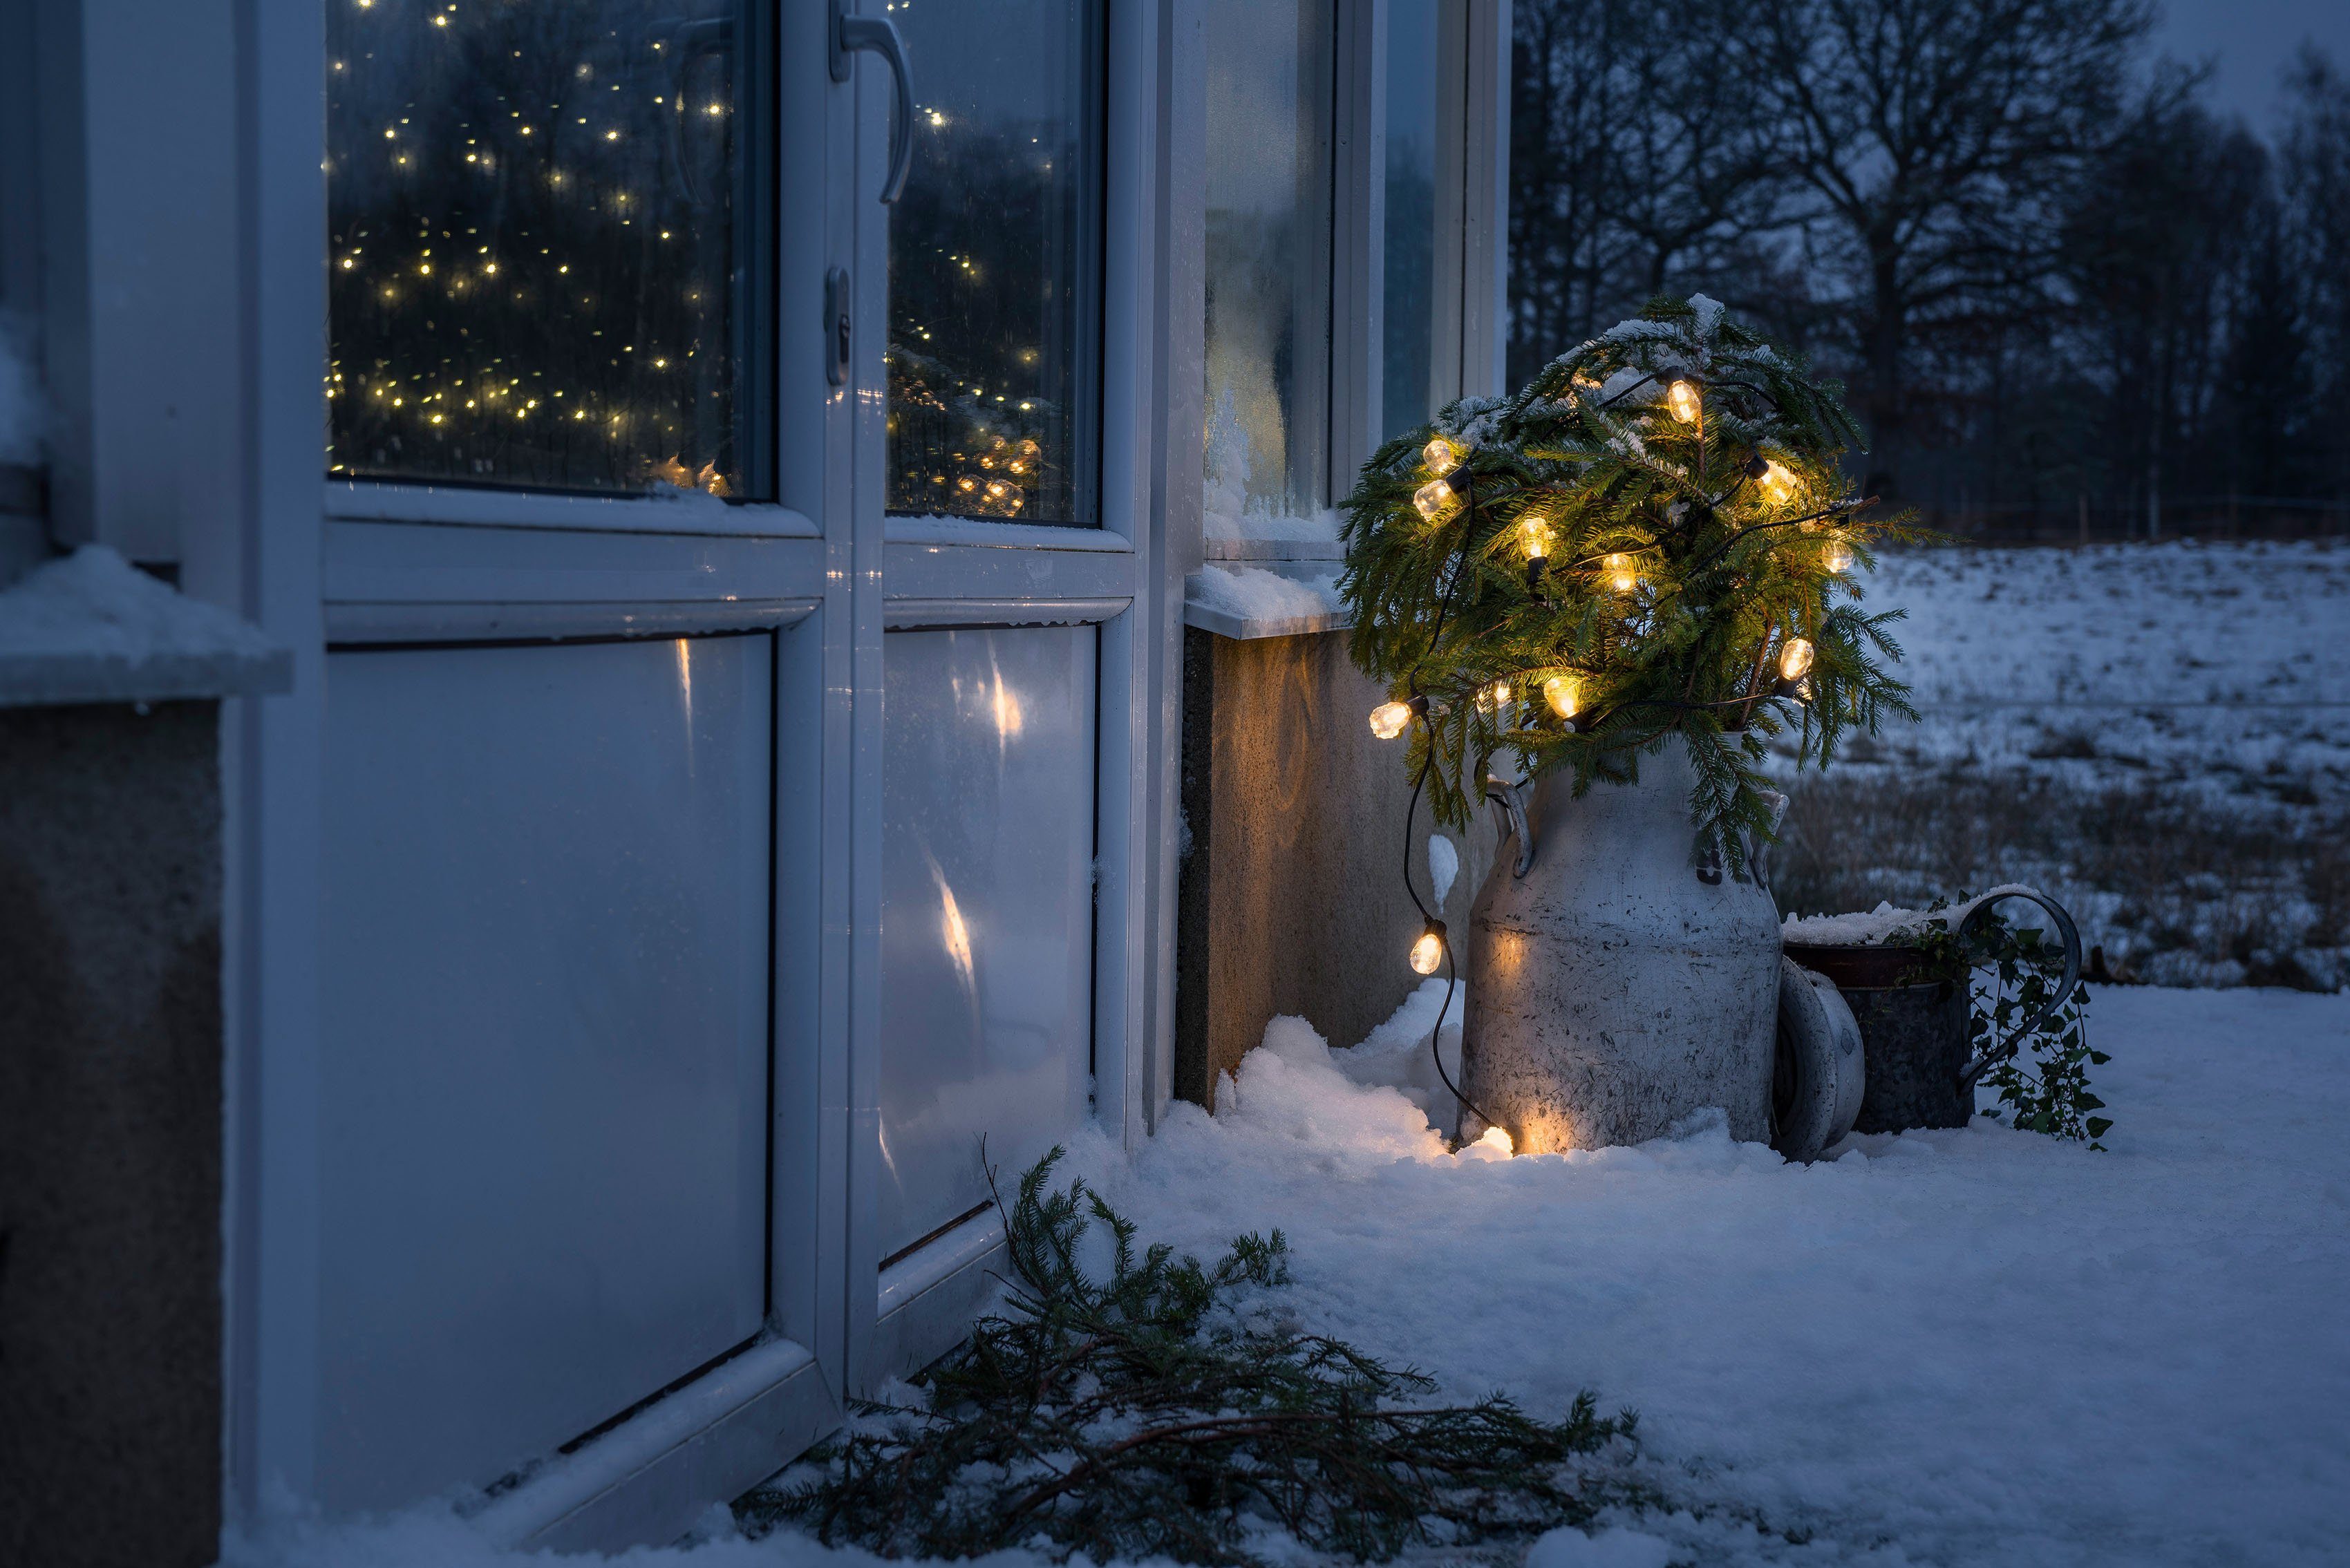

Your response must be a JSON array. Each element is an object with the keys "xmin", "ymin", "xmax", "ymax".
[{"xmin": 1368, "ymin": 367, "xmax": 1852, "ymax": 1142}]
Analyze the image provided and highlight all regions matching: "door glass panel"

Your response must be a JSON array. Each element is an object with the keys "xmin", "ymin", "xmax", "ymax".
[
  {"xmin": 326, "ymin": 0, "xmax": 770, "ymax": 498},
  {"xmin": 317, "ymin": 634, "xmax": 771, "ymax": 1510},
  {"xmin": 1203, "ymin": 0, "xmax": 1333, "ymax": 529},
  {"xmin": 879, "ymin": 627, "xmax": 1096, "ymax": 1261},
  {"xmin": 886, "ymin": 1, "xmax": 1104, "ymax": 527},
  {"xmin": 1382, "ymin": 0, "xmax": 1442, "ymax": 442}
]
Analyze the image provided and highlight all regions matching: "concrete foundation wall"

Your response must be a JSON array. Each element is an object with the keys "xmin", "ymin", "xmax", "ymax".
[
  {"xmin": 1175, "ymin": 627, "xmax": 1501, "ymax": 1107},
  {"xmin": 0, "ymin": 701, "xmax": 224, "ymax": 1568}
]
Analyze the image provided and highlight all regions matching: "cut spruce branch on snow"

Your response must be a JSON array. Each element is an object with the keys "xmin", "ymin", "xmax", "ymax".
[{"xmin": 737, "ymin": 1149, "xmax": 1637, "ymax": 1566}]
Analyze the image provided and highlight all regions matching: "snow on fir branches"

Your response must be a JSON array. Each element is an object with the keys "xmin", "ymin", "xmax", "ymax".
[{"xmin": 1341, "ymin": 294, "xmax": 1922, "ymax": 876}]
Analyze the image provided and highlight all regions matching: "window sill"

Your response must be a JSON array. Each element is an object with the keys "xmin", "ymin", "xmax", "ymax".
[
  {"xmin": 0, "ymin": 545, "xmax": 290, "ymax": 708},
  {"xmin": 1183, "ymin": 562, "xmax": 1351, "ymax": 641}
]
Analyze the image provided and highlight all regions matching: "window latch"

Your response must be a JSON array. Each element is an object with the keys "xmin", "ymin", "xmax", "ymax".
[
  {"xmin": 830, "ymin": 0, "xmax": 914, "ymax": 204},
  {"xmin": 825, "ymin": 267, "xmax": 852, "ymax": 387}
]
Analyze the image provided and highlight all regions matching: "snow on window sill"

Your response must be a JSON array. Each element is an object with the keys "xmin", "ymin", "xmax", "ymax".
[
  {"xmin": 0, "ymin": 545, "xmax": 291, "ymax": 708},
  {"xmin": 1183, "ymin": 562, "xmax": 1350, "ymax": 641}
]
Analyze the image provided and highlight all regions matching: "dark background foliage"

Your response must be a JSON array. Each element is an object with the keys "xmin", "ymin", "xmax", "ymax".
[{"xmin": 1508, "ymin": 0, "xmax": 2350, "ymax": 540}]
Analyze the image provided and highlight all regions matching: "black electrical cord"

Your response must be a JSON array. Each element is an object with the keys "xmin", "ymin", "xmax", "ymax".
[{"xmin": 1395, "ymin": 470, "xmax": 1502, "ymax": 1140}]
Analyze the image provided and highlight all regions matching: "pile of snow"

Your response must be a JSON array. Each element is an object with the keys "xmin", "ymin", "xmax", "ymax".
[
  {"xmin": 0, "ymin": 545, "xmax": 279, "ymax": 663},
  {"xmin": 1186, "ymin": 564, "xmax": 1345, "ymax": 627},
  {"xmin": 234, "ymin": 982, "xmax": 2350, "ymax": 1567},
  {"xmin": 1780, "ymin": 882, "xmax": 2038, "ymax": 947}
]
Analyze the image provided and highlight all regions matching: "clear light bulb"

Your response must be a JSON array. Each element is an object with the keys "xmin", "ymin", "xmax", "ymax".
[
  {"xmin": 1422, "ymin": 436, "xmax": 1461, "ymax": 475},
  {"xmin": 1778, "ymin": 636, "xmax": 1816, "ymax": 682},
  {"xmin": 1369, "ymin": 700, "xmax": 1414, "ymax": 740},
  {"xmin": 1760, "ymin": 460, "xmax": 1798, "ymax": 505},
  {"xmin": 1543, "ymin": 674, "xmax": 1581, "ymax": 719},
  {"xmin": 1823, "ymin": 540, "xmax": 1854, "ymax": 574},
  {"xmin": 1413, "ymin": 478, "xmax": 1460, "ymax": 521},
  {"xmin": 1520, "ymin": 515, "xmax": 1552, "ymax": 559},
  {"xmin": 1665, "ymin": 377, "xmax": 1700, "ymax": 424},
  {"xmin": 1603, "ymin": 552, "xmax": 1639, "ymax": 594},
  {"xmin": 1409, "ymin": 924, "xmax": 1445, "ymax": 976}
]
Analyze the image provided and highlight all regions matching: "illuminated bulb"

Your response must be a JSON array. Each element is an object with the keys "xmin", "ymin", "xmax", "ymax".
[
  {"xmin": 1520, "ymin": 515, "xmax": 1552, "ymax": 560},
  {"xmin": 1543, "ymin": 674, "xmax": 1581, "ymax": 719},
  {"xmin": 1413, "ymin": 478, "xmax": 1462, "ymax": 521},
  {"xmin": 1474, "ymin": 1126, "xmax": 1514, "ymax": 1155},
  {"xmin": 1665, "ymin": 376, "xmax": 1700, "ymax": 424},
  {"xmin": 1409, "ymin": 920, "xmax": 1447, "ymax": 976},
  {"xmin": 1422, "ymin": 436, "xmax": 1462, "ymax": 476},
  {"xmin": 1369, "ymin": 699, "xmax": 1419, "ymax": 740},
  {"xmin": 1603, "ymin": 553, "xmax": 1639, "ymax": 594},
  {"xmin": 1823, "ymin": 540, "xmax": 1854, "ymax": 574},
  {"xmin": 1760, "ymin": 460, "xmax": 1798, "ymax": 504},
  {"xmin": 1494, "ymin": 681, "xmax": 1512, "ymax": 706},
  {"xmin": 1778, "ymin": 637, "xmax": 1816, "ymax": 682}
]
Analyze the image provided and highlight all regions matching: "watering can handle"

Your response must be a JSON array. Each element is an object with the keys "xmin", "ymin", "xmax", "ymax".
[{"xmin": 1955, "ymin": 889, "xmax": 2083, "ymax": 1090}]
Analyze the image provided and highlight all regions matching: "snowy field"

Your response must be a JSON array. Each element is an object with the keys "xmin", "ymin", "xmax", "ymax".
[
  {"xmin": 235, "ymin": 980, "xmax": 2350, "ymax": 1568},
  {"xmin": 1769, "ymin": 539, "xmax": 2350, "ymax": 990}
]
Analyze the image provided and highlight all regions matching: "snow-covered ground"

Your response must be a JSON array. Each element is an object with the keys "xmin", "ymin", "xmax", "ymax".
[
  {"xmin": 1770, "ymin": 540, "xmax": 2349, "ymax": 990},
  {"xmin": 1847, "ymin": 539, "xmax": 2350, "ymax": 799},
  {"xmin": 234, "ymin": 980, "xmax": 2350, "ymax": 1568}
]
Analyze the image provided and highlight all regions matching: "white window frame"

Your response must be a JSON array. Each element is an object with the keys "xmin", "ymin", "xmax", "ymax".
[
  {"xmin": 1191, "ymin": 0, "xmax": 1511, "ymax": 614},
  {"xmin": 129, "ymin": 0, "xmax": 1187, "ymax": 1550}
]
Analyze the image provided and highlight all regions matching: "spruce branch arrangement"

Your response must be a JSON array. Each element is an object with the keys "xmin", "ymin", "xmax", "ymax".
[
  {"xmin": 738, "ymin": 1149, "xmax": 1635, "ymax": 1565},
  {"xmin": 1342, "ymin": 295, "xmax": 1923, "ymax": 875}
]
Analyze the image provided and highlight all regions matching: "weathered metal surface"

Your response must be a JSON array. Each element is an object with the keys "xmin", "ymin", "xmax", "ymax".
[
  {"xmin": 1460, "ymin": 742, "xmax": 1779, "ymax": 1151},
  {"xmin": 1772, "ymin": 957, "xmax": 1868, "ymax": 1162}
]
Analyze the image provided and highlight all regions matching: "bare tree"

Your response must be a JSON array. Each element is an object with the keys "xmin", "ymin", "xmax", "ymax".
[
  {"xmin": 1510, "ymin": 0, "xmax": 1791, "ymax": 382},
  {"xmin": 1750, "ymin": 0, "xmax": 2158, "ymax": 498}
]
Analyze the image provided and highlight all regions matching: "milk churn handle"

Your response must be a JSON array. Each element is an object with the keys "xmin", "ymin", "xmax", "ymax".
[
  {"xmin": 1955, "ymin": 888, "xmax": 2083, "ymax": 1089},
  {"xmin": 1485, "ymin": 775, "xmax": 1534, "ymax": 878}
]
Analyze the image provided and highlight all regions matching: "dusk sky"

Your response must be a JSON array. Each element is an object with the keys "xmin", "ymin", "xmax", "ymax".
[{"xmin": 2153, "ymin": 0, "xmax": 2350, "ymax": 129}]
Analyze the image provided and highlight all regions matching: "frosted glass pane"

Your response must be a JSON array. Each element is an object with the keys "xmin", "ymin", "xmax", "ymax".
[
  {"xmin": 880, "ymin": 627, "xmax": 1096, "ymax": 1261},
  {"xmin": 318, "ymin": 634, "xmax": 771, "ymax": 1510},
  {"xmin": 1203, "ymin": 0, "xmax": 1333, "ymax": 523},
  {"xmin": 1383, "ymin": 0, "xmax": 1442, "ymax": 442},
  {"xmin": 887, "ymin": 0, "xmax": 1103, "ymax": 526}
]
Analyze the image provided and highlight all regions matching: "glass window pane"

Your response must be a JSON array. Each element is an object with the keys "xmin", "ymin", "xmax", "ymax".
[
  {"xmin": 327, "ymin": 0, "xmax": 768, "ymax": 498},
  {"xmin": 1383, "ymin": 0, "xmax": 1442, "ymax": 442},
  {"xmin": 1204, "ymin": 0, "xmax": 1333, "ymax": 527},
  {"xmin": 887, "ymin": 1, "xmax": 1103, "ymax": 527}
]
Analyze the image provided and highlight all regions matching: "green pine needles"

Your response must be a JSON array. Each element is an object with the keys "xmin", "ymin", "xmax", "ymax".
[
  {"xmin": 1342, "ymin": 295, "xmax": 1921, "ymax": 874},
  {"xmin": 738, "ymin": 1149, "xmax": 1635, "ymax": 1565}
]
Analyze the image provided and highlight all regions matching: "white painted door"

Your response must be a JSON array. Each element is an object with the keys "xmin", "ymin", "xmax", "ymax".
[
  {"xmin": 850, "ymin": 0, "xmax": 1162, "ymax": 1386},
  {"xmin": 292, "ymin": 0, "xmax": 1165, "ymax": 1532},
  {"xmin": 308, "ymin": 0, "xmax": 852, "ymax": 1529}
]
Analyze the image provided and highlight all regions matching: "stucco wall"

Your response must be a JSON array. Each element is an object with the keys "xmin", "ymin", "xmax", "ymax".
[
  {"xmin": 1174, "ymin": 627, "xmax": 1501, "ymax": 1107},
  {"xmin": 0, "ymin": 701, "xmax": 223, "ymax": 1568}
]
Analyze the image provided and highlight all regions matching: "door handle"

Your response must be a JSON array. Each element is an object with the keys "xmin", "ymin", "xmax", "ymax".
[{"xmin": 830, "ymin": 0, "xmax": 913, "ymax": 203}]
